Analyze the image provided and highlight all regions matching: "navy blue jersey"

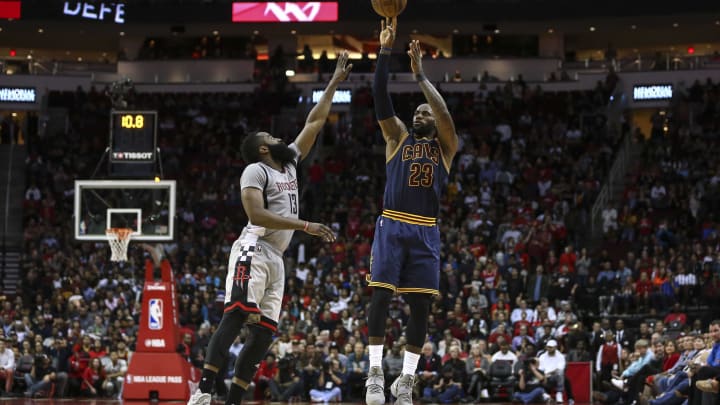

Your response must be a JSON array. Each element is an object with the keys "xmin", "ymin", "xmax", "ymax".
[{"xmin": 382, "ymin": 133, "xmax": 450, "ymax": 222}]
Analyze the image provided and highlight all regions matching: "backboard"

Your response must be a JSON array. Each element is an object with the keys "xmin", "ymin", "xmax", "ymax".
[{"xmin": 74, "ymin": 180, "xmax": 176, "ymax": 241}]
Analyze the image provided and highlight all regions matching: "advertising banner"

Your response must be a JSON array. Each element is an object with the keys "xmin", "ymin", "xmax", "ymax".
[{"xmin": 232, "ymin": 2, "xmax": 338, "ymax": 22}]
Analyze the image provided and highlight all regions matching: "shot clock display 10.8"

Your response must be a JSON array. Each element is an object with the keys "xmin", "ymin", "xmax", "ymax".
[{"xmin": 110, "ymin": 111, "xmax": 157, "ymax": 163}]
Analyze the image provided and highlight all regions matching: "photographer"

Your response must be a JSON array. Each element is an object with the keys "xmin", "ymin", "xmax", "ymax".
[
  {"xmin": 23, "ymin": 354, "xmax": 56, "ymax": 398},
  {"xmin": 309, "ymin": 359, "xmax": 344, "ymax": 402},
  {"xmin": 512, "ymin": 357, "xmax": 551, "ymax": 404},
  {"xmin": 268, "ymin": 354, "xmax": 303, "ymax": 401}
]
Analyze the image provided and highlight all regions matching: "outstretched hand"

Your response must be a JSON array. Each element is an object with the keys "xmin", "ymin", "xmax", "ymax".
[
  {"xmin": 304, "ymin": 222, "xmax": 336, "ymax": 243},
  {"xmin": 331, "ymin": 50, "xmax": 353, "ymax": 83},
  {"xmin": 407, "ymin": 39, "xmax": 424, "ymax": 75},
  {"xmin": 380, "ymin": 17, "xmax": 397, "ymax": 48}
]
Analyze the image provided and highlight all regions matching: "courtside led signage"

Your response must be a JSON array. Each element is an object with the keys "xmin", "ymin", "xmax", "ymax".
[
  {"xmin": 633, "ymin": 84, "xmax": 673, "ymax": 101},
  {"xmin": 63, "ymin": 1, "xmax": 126, "ymax": 23},
  {"xmin": 0, "ymin": 87, "xmax": 36, "ymax": 103},
  {"xmin": 0, "ymin": 1, "xmax": 21, "ymax": 19},
  {"xmin": 232, "ymin": 2, "xmax": 338, "ymax": 22}
]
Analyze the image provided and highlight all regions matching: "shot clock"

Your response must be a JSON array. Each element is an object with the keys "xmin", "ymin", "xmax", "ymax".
[{"xmin": 110, "ymin": 110, "xmax": 157, "ymax": 163}]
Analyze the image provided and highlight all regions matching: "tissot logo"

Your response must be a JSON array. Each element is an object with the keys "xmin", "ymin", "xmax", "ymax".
[
  {"xmin": 63, "ymin": 2, "xmax": 125, "ymax": 24},
  {"xmin": 232, "ymin": 2, "xmax": 338, "ymax": 23}
]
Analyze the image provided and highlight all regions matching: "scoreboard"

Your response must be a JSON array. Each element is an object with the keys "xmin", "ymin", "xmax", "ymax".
[{"xmin": 110, "ymin": 110, "xmax": 157, "ymax": 163}]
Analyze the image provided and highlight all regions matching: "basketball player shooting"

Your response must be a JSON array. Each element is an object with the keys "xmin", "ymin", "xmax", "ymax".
[
  {"xmin": 365, "ymin": 18, "xmax": 458, "ymax": 405},
  {"xmin": 188, "ymin": 52, "xmax": 352, "ymax": 405}
]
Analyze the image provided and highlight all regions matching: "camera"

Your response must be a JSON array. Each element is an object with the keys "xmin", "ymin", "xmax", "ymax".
[{"xmin": 278, "ymin": 356, "xmax": 295, "ymax": 370}]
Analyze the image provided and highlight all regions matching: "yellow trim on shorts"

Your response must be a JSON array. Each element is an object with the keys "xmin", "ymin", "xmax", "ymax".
[
  {"xmin": 397, "ymin": 288, "xmax": 440, "ymax": 295},
  {"xmin": 386, "ymin": 132, "xmax": 410, "ymax": 163},
  {"xmin": 367, "ymin": 281, "xmax": 397, "ymax": 292},
  {"xmin": 382, "ymin": 209, "xmax": 436, "ymax": 226}
]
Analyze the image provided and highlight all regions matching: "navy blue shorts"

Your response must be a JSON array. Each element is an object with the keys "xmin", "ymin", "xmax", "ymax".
[{"xmin": 367, "ymin": 214, "xmax": 440, "ymax": 295}]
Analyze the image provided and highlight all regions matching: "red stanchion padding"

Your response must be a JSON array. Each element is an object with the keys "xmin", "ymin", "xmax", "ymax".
[
  {"xmin": 123, "ymin": 259, "xmax": 198, "ymax": 401},
  {"xmin": 566, "ymin": 362, "xmax": 592, "ymax": 403},
  {"xmin": 123, "ymin": 352, "xmax": 199, "ymax": 400}
]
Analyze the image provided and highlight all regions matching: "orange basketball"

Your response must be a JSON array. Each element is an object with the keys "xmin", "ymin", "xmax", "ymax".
[{"xmin": 371, "ymin": 0, "xmax": 407, "ymax": 18}]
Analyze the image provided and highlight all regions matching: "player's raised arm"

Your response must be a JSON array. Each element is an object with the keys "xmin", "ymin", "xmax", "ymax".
[
  {"xmin": 293, "ymin": 51, "xmax": 353, "ymax": 160},
  {"xmin": 372, "ymin": 17, "xmax": 407, "ymax": 146},
  {"xmin": 407, "ymin": 40, "xmax": 458, "ymax": 161}
]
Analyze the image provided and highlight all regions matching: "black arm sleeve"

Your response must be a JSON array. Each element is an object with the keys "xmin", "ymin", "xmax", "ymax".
[{"xmin": 372, "ymin": 51, "xmax": 396, "ymax": 121}]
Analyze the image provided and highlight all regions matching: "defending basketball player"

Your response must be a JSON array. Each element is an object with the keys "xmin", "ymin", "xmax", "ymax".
[
  {"xmin": 365, "ymin": 18, "xmax": 458, "ymax": 405},
  {"xmin": 188, "ymin": 52, "xmax": 352, "ymax": 405}
]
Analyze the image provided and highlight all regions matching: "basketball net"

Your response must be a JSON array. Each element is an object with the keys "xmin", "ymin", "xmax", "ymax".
[{"xmin": 106, "ymin": 228, "xmax": 133, "ymax": 262}]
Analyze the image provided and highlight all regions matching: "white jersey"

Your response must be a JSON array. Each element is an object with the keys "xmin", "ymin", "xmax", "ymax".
[{"xmin": 239, "ymin": 143, "xmax": 300, "ymax": 253}]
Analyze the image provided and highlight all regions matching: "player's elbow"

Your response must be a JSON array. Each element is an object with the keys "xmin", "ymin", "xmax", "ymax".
[{"xmin": 245, "ymin": 208, "xmax": 266, "ymax": 227}]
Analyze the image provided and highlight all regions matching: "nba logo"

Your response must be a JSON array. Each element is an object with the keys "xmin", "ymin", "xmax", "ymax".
[{"xmin": 148, "ymin": 299, "xmax": 163, "ymax": 330}]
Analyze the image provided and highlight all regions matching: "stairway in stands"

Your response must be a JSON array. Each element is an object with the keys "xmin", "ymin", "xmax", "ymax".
[
  {"xmin": 0, "ymin": 145, "xmax": 26, "ymax": 297},
  {"xmin": 0, "ymin": 251, "xmax": 20, "ymax": 296}
]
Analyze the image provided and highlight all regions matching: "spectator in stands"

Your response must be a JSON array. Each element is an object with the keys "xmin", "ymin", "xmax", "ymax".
[
  {"xmin": 24, "ymin": 354, "xmax": 56, "ymax": 398},
  {"xmin": 421, "ymin": 348, "xmax": 466, "ymax": 404},
  {"xmin": 612, "ymin": 339, "xmax": 655, "ymax": 394},
  {"xmin": 344, "ymin": 341, "xmax": 367, "ymax": 399},
  {"xmin": 685, "ymin": 320, "xmax": 720, "ymax": 405},
  {"xmin": 512, "ymin": 325, "xmax": 536, "ymax": 352},
  {"xmin": 510, "ymin": 300, "xmax": 534, "ymax": 325},
  {"xmin": 614, "ymin": 319, "xmax": 634, "ymax": 349},
  {"xmin": 80, "ymin": 357, "xmax": 106, "ymax": 397},
  {"xmin": 538, "ymin": 339, "xmax": 567, "ymax": 403},
  {"xmin": 0, "ymin": 339, "xmax": 14, "ymax": 395},
  {"xmin": 490, "ymin": 340, "xmax": 517, "ymax": 368},
  {"xmin": 382, "ymin": 342, "xmax": 403, "ymax": 394},
  {"xmin": 103, "ymin": 351, "xmax": 127, "ymax": 399},
  {"xmin": 524, "ymin": 266, "xmax": 547, "ymax": 306},
  {"xmin": 253, "ymin": 353, "xmax": 279, "ymax": 400},
  {"xmin": 465, "ymin": 342, "xmax": 490, "ymax": 401},
  {"xmin": 434, "ymin": 345, "xmax": 467, "ymax": 402},
  {"xmin": 415, "ymin": 343, "xmax": 441, "ymax": 399},
  {"xmin": 299, "ymin": 343, "xmax": 324, "ymax": 397}
]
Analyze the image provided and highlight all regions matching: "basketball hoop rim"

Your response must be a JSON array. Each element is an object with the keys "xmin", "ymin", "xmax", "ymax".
[{"xmin": 106, "ymin": 227, "xmax": 134, "ymax": 240}]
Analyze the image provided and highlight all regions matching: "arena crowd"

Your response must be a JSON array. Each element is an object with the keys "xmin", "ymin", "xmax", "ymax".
[{"xmin": 12, "ymin": 62, "xmax": 720, "ymax": 404}]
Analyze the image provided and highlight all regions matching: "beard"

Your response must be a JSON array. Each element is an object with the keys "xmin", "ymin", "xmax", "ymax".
[
  {"xmin": 268, "ymin": 143, "xmax": 297, "ymax": 166},
  {"xmin": 413, "ymin": 121, "xmax": 435, "ymax": 137}
]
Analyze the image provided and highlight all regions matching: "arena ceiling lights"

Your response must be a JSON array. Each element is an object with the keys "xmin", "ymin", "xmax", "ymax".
[{"xmin": 232, "ymin": 2, "xmax": 338, "ymax": 23}]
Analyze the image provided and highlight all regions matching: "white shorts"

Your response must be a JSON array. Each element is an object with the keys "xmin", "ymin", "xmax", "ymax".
[{"xmin": 224, "ymin": 237, "xmax": 284, "ymax": 332}]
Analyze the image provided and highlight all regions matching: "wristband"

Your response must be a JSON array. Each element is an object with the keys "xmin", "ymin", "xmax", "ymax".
[
  {"xmin": 303, "ymin": 221, "xmax": 309, "ymax": 232},
  {"xmin": 379, "ymin": 47, "xmax": 392, "ymax": 55},
  {"xmin": 415, "ymin": 73, "xmax": 427, "ymax": 82}
]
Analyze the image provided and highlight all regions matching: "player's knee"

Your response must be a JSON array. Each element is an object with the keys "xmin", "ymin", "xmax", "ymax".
[
  {"xmin": 246, "ymin": 324, "xmax": 274, "ymax": 349},
  {"xmin": 405, "ymin": 293, "xmax": 432, "ymax": 312},
  {"xmin": 370, "ymin": 286, "xmax": 393, "ymax": 310}
]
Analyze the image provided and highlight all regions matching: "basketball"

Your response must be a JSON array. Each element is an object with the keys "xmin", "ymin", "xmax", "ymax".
[{"xmin": 371, "ymin": 0, "xmax": 407, "ymax": 18}]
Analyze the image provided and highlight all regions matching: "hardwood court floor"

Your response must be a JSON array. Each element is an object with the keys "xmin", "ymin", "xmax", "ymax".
[{"xmin": 0, "ymin": 400, "xmax": 594, "ymax": 405}]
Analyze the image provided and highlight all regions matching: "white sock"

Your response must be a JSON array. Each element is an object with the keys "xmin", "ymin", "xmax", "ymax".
[
  {"xmin": 402, "ymin": 351, "xmax": 420, "ymax": 376},
  {"xmin": 369, "ymin": 345, "xmax": 384, "ymax": 369}
]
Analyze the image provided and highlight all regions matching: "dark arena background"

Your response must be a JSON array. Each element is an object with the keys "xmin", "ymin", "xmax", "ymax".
[{"xmin": 0, "ymin": 0, "xmax": 719, "ymax": 404}]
